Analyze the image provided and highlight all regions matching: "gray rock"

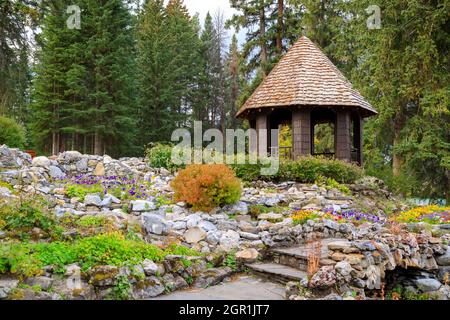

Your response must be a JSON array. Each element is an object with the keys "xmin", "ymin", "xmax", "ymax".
[
  {"xmin": 219, "ymin": 230, "xmax": 240, "ymax": 252},
  {"xmin": 198, "ymin": 220, "xmax": 217, "ymax": 233},
  {"xmin": 84, "ymin": 194, "xmax": 102, "ymax": 206},
  {"xmin": 58, "ymin": 151, "xmax": 83, "ymax": 163},
  {"xmin": 32, "ymin": 156, "xmax": 50, "ymax": 168},
  {"xmin": 239, "ymin": 232, "xmax": 260, "ymax": 240},
  {"xmin": 131, "ymin": 200, "xmax": 156, "ymax": 212},
  {"xmin": 49, "ymin": 166, "xmax": 65, "ymax": 179},
  {"xmin": 75, "ymin": 158, "xmax": 88, "ymax": 172},
  {"xmin": 323, "ymin": 219, "xmax": 339, "ymax": 231},
  {"xmin": 133, "ymin": 276, "xmax": 165, "ymax": 299},
  {"xmin": 193, "ymin": 267, "xmax": 233, "ymax": 289},
  {"xmin": 414, "ymin": 278, "xmax": 443, "ymax": 292},
  {"xmin": 436, "ymin": 248, "xmax": 450, "ymax": 266},
  {"xmin": 101, "ymin": 194, "xmax": 120, "ymax": 207},
  {"xmin": 24, "ymin": 276, "xmax": 54, "ymax": 291},
  {"xmin": 206, "ymin": 230, "xmax": 222, "ymax": 245},
  {"xmin": 335, "ymin": 261, "xmax": 353, "ymax": 277},
  {"xmin": 365, "ymin": 265, "xmax": 381, "ymax": 290},
  {"xmin": 184, "ymin": 227, "xmax": 207, "ymax": 244},
  {"xmin": 142, "ymin": 260, "xmax": 162, "ymax": 276},
  {"xmin": 0, "ymin": 277, "xmax": 19, "ymax": 299},
  {"xmin": 186, "ymin": 214, "xmax": 202, "ymax": 228},
  {"xmin": 236, "ymin": 249, "xmax": 259, "ymax": 262},
  {"xmin": 328, "ymin": 240, "xmax": 352, "ymax": 251},
  {"xmin": 437, "ymin": 266, "xmax": 450, "ymax": 283},
  {"xmin": 227, "ymin": 201, "xmax": 249, "ymax": 215},
  {"xmin": 320, "ymin": 293, "xmax": 343, "ymax": 300},
  {"xmin": 173, "ymin": 221, "xmax": 187, "ymax": 230},
  {"xmin": 142, "ymin": 213, "xmax": 169, "ymax": 235}
]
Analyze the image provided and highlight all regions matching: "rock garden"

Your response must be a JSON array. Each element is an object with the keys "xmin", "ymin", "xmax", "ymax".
[{"xmin": 0, "ymin": 144, "xmax": 449, "ymax": 301}]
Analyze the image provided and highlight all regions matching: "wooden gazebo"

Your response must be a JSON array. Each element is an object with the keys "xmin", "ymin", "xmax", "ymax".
[{"xmin": 236, "ymin": 36, "xmax": 377, "ymax": 166}]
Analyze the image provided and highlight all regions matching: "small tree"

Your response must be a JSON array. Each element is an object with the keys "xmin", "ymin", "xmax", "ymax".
[{"xmin": 0, "ymin": 116, "xmax": 26, "ymax": 149}]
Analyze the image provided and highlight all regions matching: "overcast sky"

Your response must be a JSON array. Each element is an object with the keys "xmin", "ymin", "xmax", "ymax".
[{"xmin": 170, "ymin": 0, "xmax": 246, "ymax": 46}]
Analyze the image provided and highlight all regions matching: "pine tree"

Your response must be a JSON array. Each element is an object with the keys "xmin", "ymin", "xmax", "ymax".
[
  {"xmin": 31, "ymin": 0, "xmax": 138, "ymax": 156},
  {"xmin": 136, "ymin": 0, "xmax": 202, "ymax": 144},
  {"xmin": 0, "ymin": 0, "xmax": 36, "ymax": 122}
]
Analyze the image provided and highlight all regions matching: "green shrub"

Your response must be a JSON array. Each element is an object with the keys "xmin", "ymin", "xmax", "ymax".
[
  {"xmin": 146, "ymin": 143, "xmax": 184, "ymax": 172},
  {"xmin": 0, "ymin": 201, "xmax": 59, "ymax": 240},
  {"xmin": 232, "ymin": 157, "xmax": 363, "ymax": 184},
  {"xmin": 0, "ymin": 116, "xmax": 26, "ymax": 149},
  {"xmin": 66, "ymin": 184, "xmax": 103, "ymax": 201},
  {"xmin": 0, "ymin": 233, "xmax": 202, "ymax": 277},
  {"xmin": 171, "ymin": 164, "xmax": 242, "ymax": 212},
  {"xmin": 315, "ymin": 176, "xmax": 351, "ymax": 195}
]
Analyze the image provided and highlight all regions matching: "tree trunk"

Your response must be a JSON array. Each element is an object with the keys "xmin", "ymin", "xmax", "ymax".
[
  {"xmin": 393, "ymin": 111, "xmax": 406, "ymax": 177},
  {"xmin": 276, "ymin": 0, "xmax": 284, "ymax": 53},
  {"xmin": 259, "ymin": 1, "xmax": 267, "ymax": 77},
  {"xmin": 94, "ymin": 131, "xmax": 102, "ymax": 156}
]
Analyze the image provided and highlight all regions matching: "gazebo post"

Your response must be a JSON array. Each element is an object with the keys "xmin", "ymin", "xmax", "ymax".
[
  {"xmin": 256, "ymin": 111, "xmax": 268, "ymax": 157},
  {"xmin": 249, "ymin": 118, "xmax": 258, "ymax": 154},
  {"xmin": 353, "ymin": 113, "xmax": 363, "ymax": 166},
  {"xmin": 292, "ymin": 109, "xmax": 311, "ymax": 159},
  {"xmin": 335, "ymin": 109, "xmax": 351, "ymax": 162}
]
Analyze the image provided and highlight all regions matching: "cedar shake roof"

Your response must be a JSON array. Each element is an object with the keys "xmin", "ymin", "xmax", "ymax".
[{"xmin": 236, "ymin": 36, "xmax": 377, "ymax": 118}]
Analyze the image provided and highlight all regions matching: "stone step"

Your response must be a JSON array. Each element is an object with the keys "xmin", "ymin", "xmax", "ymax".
[
  {"xmin": 245, "ymin": 263, "xmax": 308, "ymax": 285},
  {"xmin": 267, "ymin": 238, "xmax": 342, "ymax": 271}
]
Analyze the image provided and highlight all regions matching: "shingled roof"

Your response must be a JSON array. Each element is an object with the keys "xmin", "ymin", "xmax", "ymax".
[{"xmin": 236, "ymin": 36, "xmax": 377, "ymax": 118}]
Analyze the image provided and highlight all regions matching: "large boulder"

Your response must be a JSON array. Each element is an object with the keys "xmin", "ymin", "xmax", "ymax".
[
  {"xmin": 235, "ymin": 249, "xmax": 259, "ymax": 263},
  {"xmin": 84, "ymin": 194, "xmax": 102, "ymax": 207},
  {"xmin": 131, "ymin": 200, "xmax": 156, "ymax": 212},
  {"xmin": 219, "ymin": 230, "xmax": 240, "ymax": 252},
  {"xmin": 184, "ymin": 227, "xmax": 207, "ymax": 244},
  {"xmin": 142, "ymin": 213, "xmax": 169, "ymax": 235},
  {"xmin": 436, "ymin": 248, "xmax": 450, "ymax": 266},
  {"xmin": 414, "ymin": 278, "xmax": 443, "ymax": 293},
  {"xmin": 0, "ymin": 276, "xmax": 19, "ymax": 299},
  {"xmin": 49, "ymin": 165, "xmax": 65, "ymax": 179},
  {"xmin": 32, "ymin": 156, "xmax": 50, "ymax": 168}
]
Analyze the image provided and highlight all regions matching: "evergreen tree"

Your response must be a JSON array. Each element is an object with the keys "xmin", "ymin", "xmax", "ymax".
[
  {"xmin": 136, "ymin": 0, "xmax": 201, "ymax": 144},
  {"xmin": 31, "ymin": 0, "xmax": 138, "ymax": 156},
  {"xmin": 0, "ymin": 0, "xmax": 37, "ymax": 122}
]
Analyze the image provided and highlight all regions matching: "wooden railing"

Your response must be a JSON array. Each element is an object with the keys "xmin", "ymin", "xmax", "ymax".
[{"xmin": 270, "ymin": 147, "xmax": 293, "ymax": 160}]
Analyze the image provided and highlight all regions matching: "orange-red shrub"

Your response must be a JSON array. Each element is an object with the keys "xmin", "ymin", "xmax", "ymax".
[{"xmin": 171, "ymin": 164, "xmax": 242, "ymax": 212}]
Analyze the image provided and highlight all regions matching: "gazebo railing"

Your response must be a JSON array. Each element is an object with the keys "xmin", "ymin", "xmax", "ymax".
[
  {"xmin": 312, "ymin": 152, "xmax": 335, "ymax": 159},
  {"xmin": 269, "ymin": 147, "xmax": 293, "ymax": 160}
]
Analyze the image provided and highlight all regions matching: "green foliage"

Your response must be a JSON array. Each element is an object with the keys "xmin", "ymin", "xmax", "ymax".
[
  {"xmin": 30, "ymin": 0, "xmax": 138, "ymax": 157},
  {"xmin": 76, "ymin": 216, "xmax": 108, "ymax": 228},
  {"xmin": 232, "ymin": 157, "xmax": 363, "ymax": 184},
  {"xmin": 146, "ymin": 144, "xmax": 182, "ymax": 172},
  {"xmin": 112, "ymin": 274, "xmax": 133, "ymax": 300},
  {"xmin": 66, "ymin": 184, "xmax": 103, "ymax": 202},
  {"xmin": 315, "ymin": 176, "xmax": 351, "ymax": 195},
  {"xmin": 223, "ymin": 251, "xmax": 238, "ymax": 272},
  {"xmin": 0, "ymin": 232, "xmax": 202, "ymax": 277},
  {"xmin": 387, "ymin": 285, "xmax": 439, "ymax": 301},
  {"xmin": 0, "ymin": 116, "xmax": 26, "ymax": 149},
  {"xmin": 0, "ymin": 201, "xmax": 60, "ymax": 240},
  {"xmin": 0, "ymin": 181, "xmax": 14, "ymax": 191}
]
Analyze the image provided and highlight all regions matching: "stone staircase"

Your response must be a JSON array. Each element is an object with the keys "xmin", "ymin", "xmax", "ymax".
[{"xmin": 246, "ymin": 238, "xmax": 342, "ymax": 284}]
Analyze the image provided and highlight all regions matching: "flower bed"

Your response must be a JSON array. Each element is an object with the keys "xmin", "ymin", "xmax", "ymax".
[
  {"xmin": 292, "ymin": 208, "xmax": 386, "ymax": 226},
  {"xmin": 393, "ymin": 206, "xmax": 450, "ymax": 225},
  {"xmin": 55, "ymin": 174, "xmax": 160, "ymax": 201}
]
